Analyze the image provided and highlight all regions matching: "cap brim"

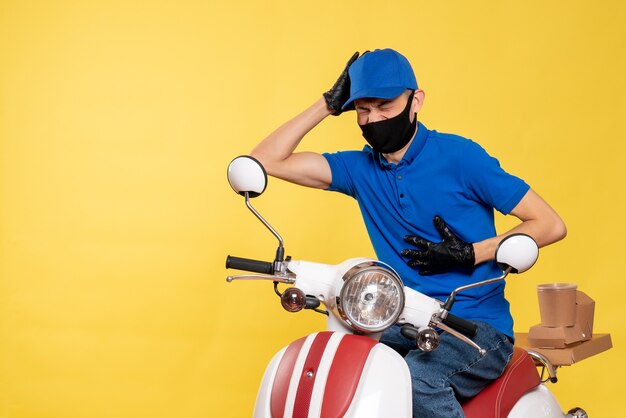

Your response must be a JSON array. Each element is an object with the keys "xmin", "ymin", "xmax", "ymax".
[{"xmin": 341, "ymin": 86, "xmax": 408, "ymax": 111}]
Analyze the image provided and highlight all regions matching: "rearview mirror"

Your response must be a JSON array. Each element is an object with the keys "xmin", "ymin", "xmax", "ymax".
[
  {"xmin": 495, "ymin": 234, "xmax": 539, "ymax": 274},
  {"xmin": 226, "ymin": 155, "xmax": 285, "ymax": 265},
  {"xmin": 227, "ymin": 156, "xmax": 267, "ymax": 198}
]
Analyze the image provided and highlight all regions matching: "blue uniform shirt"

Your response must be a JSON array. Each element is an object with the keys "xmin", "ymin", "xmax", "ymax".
[{"xmin": 323, "ymin": 122, "xmax": 530, "ymax": 338}]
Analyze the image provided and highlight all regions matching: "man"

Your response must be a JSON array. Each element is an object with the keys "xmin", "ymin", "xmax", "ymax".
[{"xmin": 251, "ymin": 49, "xmax": 566, "ymax": 417}]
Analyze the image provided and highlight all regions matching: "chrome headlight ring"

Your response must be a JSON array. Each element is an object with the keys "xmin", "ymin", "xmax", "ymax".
[{"xmin": 336, "ymin": 261, "xmax": 405, "ymax": 334}]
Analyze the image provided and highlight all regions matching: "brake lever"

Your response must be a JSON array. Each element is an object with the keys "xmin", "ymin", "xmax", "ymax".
[
  {"xmin": 226, "ymin": 274, "xmax": 295, "ymax": 284},
  {"xmin": 431, "ymin": 319, "xmax": 486, "ymax": 356}
]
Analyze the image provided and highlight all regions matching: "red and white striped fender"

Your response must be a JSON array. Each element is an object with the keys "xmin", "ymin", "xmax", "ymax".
[{"xmin": 254, "ymin": 331, "xmax": 412, "ymax": 418}]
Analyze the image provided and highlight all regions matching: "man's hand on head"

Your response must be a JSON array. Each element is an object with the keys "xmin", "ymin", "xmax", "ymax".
[
  {"xmin": 323, "ymin": 51, "xmax": 362, "ymax": 116},
  {"xmin": 402, "ymin": 216, "xmax": 476, "ymax": 276}
]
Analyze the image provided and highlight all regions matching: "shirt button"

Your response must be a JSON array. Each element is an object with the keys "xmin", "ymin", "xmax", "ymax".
[
  {"xmin": 398, "ymin": 175, "xmax": 403, "ymax": 180},
  {"xmin": 400, "ymin": 193, "xmax": 404, "ymax": 198}
]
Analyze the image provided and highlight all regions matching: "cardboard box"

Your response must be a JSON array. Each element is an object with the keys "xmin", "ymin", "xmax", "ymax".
[
  {"xmin": 515, "ymin": 333, "xmax": 612, "ymax": 366},
  {"xmin": 527, "ymin": 324, "xmax": 586, "ymax": 348},
  {"xmin": 575, "ymin": 291, "xmax": 595, "ymax": 341}
]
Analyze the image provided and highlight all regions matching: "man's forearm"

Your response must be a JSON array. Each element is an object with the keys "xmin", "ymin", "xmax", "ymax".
[
  {"xmin": 249, "ymin": 53, "xmax": 357, "ymax": 187},
  {"xmin": 251, "ymin": 97, "xmax": 331, "ymax": 167},
  {"xmin": 473, "ymin": 220, "xmax": 566, "ymax": 264},
  {"xmin": 249, "ymin": 97, "xmax": 334, "ymax": 189},
  {"xmin": 472, "ymin": 189, "xmax": 567, "ymax": 265}
]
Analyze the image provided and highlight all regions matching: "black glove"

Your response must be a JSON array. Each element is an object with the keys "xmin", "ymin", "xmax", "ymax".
[
  {"xmin": 323, "ymin": 51, "xmax": 360, "ymax": 116},
  {"xmin": 401, "ymin": 216, "xmax": 476, "ymax": 276}
]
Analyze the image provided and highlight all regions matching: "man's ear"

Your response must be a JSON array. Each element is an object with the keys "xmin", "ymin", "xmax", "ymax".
[{"xmin": 412, "ymin": 89, "xmax": 425, "ymax": 114}]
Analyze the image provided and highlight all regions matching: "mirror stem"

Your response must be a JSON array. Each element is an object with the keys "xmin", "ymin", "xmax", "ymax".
[
  {"xmin": 245, "ymin": 192, "xmax": 285, "ymax": 263},
  {"xmin": 440, "ymin": 267, "xmax": 512, "ymax": 318}
]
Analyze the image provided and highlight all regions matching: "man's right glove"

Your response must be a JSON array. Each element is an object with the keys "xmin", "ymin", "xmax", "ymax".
[
  {"xmin": 323, "ymin": 51, "xmax": 360, "ymax": 116},
  {"xmin": 401, "ymin": 216, "xmax": 476, "ymax": 276}
]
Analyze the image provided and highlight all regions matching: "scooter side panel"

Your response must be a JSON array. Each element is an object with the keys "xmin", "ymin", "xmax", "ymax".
[
  {"xmin": 342, "ymin": 343, "xmax": 412, "ymax": 418},
  {"xmin": 255, "ymin": 332, "xmax": 341, "ymax": 418},
  {"xmin": 253, "ymin": 332, "xmax": 412, "ymax": 418},
  {"xmin": 254, "ymin": 345, "xmax": 288, "ymax": 418},
  {"xmin": 507, "ymin": 384, "xmax": 565, "ymax": 418}
]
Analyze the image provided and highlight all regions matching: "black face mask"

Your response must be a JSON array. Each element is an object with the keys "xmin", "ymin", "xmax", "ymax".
[{"xmin": 360, "ymin": 91, "xmax": 417, "ymax": 154}]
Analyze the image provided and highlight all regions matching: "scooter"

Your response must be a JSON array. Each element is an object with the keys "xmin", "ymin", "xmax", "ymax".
[{"xmin": 224, "ymin": 155, "xmax": 589, "ymax": 418}]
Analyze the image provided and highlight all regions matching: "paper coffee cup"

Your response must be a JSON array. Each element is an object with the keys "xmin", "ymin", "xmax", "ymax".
[{"xmin": 537, "ymin": 283, "xmax": 577, "ymax": 327}]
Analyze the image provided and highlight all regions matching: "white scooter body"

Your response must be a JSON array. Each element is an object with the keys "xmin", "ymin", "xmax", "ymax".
[
  {"xmin": 251, "ymin": 259, "xmax": 413, "ymax": 417},
  {"xmin": 252, "ymin": 329, "xmax": 569, "ymax": 418},
  {"xmin": 251, "ymin": 259, "xmax": 569, "ymax": 418},
  {"xmin": 508, "ymin": 385, "xmax": 565, "ymax": 418}
]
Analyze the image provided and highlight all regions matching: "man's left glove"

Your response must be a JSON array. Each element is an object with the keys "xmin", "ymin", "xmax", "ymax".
[
  {"xmin": 401, "ymin": 216, "xmax": 476, "ymax": 276},
  {"xmin": 323, "ymin": 51, "xmax": 360, "ymax": 116}
]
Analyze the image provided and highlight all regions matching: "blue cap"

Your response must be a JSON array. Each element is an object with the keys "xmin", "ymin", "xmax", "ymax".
[{"xmin": 342, "ymin": 49, "xmax": 418, "ymax": 111}]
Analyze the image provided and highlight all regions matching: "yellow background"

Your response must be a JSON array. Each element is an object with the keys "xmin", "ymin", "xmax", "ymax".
[{"xmin": 1, "ymin": 1, "xmax": 624, "ymax": 417}]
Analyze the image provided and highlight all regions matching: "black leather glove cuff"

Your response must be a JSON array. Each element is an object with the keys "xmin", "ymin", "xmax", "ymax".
[{"xmin": 323, "ymin": 91, "xmax": 344, "ymax": 115}]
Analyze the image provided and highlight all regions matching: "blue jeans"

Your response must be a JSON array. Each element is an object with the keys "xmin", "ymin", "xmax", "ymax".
[{"xmin": 380, "ymin": 321, "xmax": 514, "ymax": 418}]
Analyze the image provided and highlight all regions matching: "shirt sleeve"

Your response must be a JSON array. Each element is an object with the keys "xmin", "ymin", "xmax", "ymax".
[
  {"xmin": 461, "ymin": 141, "xmax": 530, "ymax": 214},
  {"xmin": 322, "ymin": 151, "xmax": 359, "ymax": 198}
]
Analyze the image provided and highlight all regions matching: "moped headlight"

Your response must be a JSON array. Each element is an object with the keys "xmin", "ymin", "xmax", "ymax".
[{"xmin": 337, "ymin": 262, "xmax": 405, "ymax": 333}]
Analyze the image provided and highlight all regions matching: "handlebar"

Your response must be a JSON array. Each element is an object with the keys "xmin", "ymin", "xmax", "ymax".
[
  {"xmin": 226, "ymin": 255, "xmax": 274, "ymax": 275},
  {"xmin": 442, "ymin": 314, "xmax": 478, "ymax": 338}
]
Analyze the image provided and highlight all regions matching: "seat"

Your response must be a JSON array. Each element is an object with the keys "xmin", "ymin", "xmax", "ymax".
[{"xmin": 462, "ymin": 347, "xmax": 541, "ymax": 418}]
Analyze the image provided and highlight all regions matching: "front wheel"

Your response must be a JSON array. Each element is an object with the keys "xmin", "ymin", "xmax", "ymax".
[{"xmin": 566, "ymin": 407, "xmax": 588, "ymax": 418}]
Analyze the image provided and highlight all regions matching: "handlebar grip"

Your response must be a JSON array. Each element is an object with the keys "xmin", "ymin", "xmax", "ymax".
[
  {"xmin": 226, "ymin": 255, "xmax": 274, "ymax": 274},
  {"xmin": 442, "ymin": 314, "xmax": 478, "ymax": 338},
  {"xmin": 400, "ymin": 324, "xmax": 420, "ymax": 341}
]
